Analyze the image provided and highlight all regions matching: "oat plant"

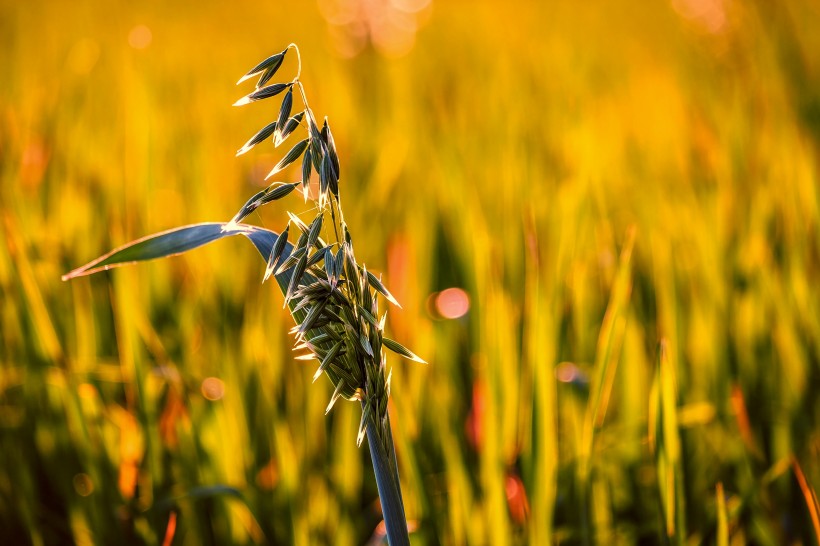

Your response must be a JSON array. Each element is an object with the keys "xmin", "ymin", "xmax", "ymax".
[{"xmin": 63, "ymin": 44, "xmax": 422, "ymax": 546}]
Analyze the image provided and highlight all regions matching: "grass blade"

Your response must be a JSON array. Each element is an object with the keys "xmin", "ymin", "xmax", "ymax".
[
  {"xmin": 792, "ymin": 456, "xmax": 820, "ymax": 543},
  {"xmin": 716, "ymin": 483, "xmax": 728, "ymax": 546},
  {"xmin": 62, "ymin": 223, "xmax": 290, "ymax": 280}
]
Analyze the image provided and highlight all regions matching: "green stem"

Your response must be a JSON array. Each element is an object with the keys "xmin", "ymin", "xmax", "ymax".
[
  {"xmin": 286, "ymin": 43, "xmax": 408, "ymax": 544},
  {"xmin": 363, "ymin": 401, "xmax": 410, "ymax": 546}
]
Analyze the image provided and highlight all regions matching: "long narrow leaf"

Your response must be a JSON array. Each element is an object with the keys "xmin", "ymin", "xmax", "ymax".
[{"xmin": 62, "ymin": 222, "xmax": 292, "ymax": 280}]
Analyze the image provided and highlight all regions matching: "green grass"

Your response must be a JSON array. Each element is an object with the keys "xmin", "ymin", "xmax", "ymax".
[{"xmin": 1, "ymin": 0, "xmax": 820, "ymax": 544}]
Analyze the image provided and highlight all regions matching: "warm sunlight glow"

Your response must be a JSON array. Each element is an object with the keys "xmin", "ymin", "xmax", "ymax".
[
  {"xmin": 318, "ymin": 0, "xmax": 432, "ymax": 57},
  {"xmin": 671, "ymin": 0, "xmax": 727, "ymax": 34},
  {"xmin": 201, "ymin": 377, "xmax": 225, "ymax": 401},
  {"xmin": 556, "ymin": 362, "xmax": 583, "ymax": 384},
  {"xmin": 6, "ymin": 1, "xmax": 820, "ymax": 542},
  {"xmin": 434, "ymin": 287, "xmax": 470, "ymax": 319},
  {"xmin": 128, "ymin": 25, "xmax": 153, "ymax": 49}
]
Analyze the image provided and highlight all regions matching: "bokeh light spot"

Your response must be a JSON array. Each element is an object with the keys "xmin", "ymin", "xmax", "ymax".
[
  {"xmin": 434, "ymin": 287, "xmax": 470, "ymax": 319},
  {"xmin": 73, "ymin": 473, "xmax": 94, "ymax": 496},
  {"xmin": 201, "ymin": 377, "xmax": 225, "ymax": 401},
  {"xmin": 390, "ymin": 0, "xmax": 431, "ymax": 13},
  {"xmin": 671, "ymin": 0, "xmax": 726, "ymax": 34},
  {"xmin": 556, "ymin": 362, "xmax": 580, "ymax": 383},
  {"xmin": 256, "ymin": 459, "xmax": 279, "ymax": 490},
  {"xmin": 128, "ymin": 25, "xmax": 152, "ymax": 49},
  {"xmin": 318, "ymin": 0, "xmax": 432, "ymax": 58}
]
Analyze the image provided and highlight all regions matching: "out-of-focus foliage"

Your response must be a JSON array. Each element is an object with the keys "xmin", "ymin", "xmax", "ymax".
[{"xmin": 1, "ymin": 0, "xmax": 819, "ymax": 544}]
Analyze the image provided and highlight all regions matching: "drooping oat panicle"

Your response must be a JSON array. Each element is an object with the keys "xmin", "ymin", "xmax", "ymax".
[
  {"xmin": 231, "ymin": 46, "xmax": 420, "ymax": 544},
  {"xmin": 64, "ymin": 43, "xmax": 418, "ymax": 546}
]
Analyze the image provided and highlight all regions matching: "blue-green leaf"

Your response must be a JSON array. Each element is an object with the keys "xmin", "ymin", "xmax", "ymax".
[{"xmin": 62, "ymin": 222, "xmax": 293, "ymax": 280}]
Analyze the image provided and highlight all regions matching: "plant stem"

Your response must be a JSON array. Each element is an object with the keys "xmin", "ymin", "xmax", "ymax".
[
  {"xmin": 363, "ymin": 401, "xmax": 410, "ymax": 546},
  {"xmin": 284, "ymin": 43, "xmax": 411, "ymax": 543}
]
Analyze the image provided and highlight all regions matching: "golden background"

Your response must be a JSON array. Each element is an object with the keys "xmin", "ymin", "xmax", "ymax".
[{"xmin": 1, "ymin": 0, "xmax": 819, "ymax": 544}]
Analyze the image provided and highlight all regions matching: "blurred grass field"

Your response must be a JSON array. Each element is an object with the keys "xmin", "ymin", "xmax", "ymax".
[{"xmin": 2, "ymin": 0, "xmax": 820, "ymax": 544}]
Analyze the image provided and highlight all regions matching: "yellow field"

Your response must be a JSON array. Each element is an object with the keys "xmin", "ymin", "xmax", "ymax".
[{"xmin": 1, "ymin": 0, "xmax": 819, "ymax": 544}]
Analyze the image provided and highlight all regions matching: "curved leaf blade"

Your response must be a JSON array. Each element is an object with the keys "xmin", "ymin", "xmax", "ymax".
[{"xmin": 62, "ymin": 222, "xmax": 292, "ymax": 280}]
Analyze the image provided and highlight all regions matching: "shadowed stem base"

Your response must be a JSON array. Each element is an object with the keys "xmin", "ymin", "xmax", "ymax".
[{"xmin": 363, "ymin": 401, "xmax": 410, "ymax": 546}]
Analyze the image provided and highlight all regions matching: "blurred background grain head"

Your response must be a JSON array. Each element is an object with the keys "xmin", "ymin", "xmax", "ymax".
[{"xmin": 2, "ymin": 0, "xmax": 820, "ymax": 544}]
